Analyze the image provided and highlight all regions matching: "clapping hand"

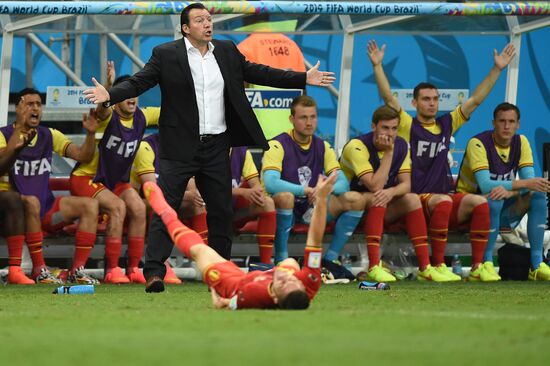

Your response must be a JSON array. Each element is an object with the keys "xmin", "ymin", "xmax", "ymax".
[{"xmin": 82, "ymin": 108, "xmax": 99, "ymax": 134}]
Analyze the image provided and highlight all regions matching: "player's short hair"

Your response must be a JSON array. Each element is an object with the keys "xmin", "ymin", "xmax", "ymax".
[
  {"xmin": 493, "ymin": 102, "xmax": 520, "ymax": 120},
  {"xmin": 279, "ymin": 290, "xmax": 310, "ymax": 310},
  {"xmin": 413, "ymin": 82, "xmax": 438, "ymax": 100},
  {"xmin": 180, "ymin": 2, "xmax": 208, "ymax": 35},
  {"xmin": 17, "ymin": 88, "xmax": 42, "ymax": 105},
  {"xmin": 113, "ymin": 75, "xmax": 131, "ymax": 87},
  {"xmin": 290, "ymin": 95, "xmax": 317, "ymax": 116},
  {"xmin": 372, "ymin": 105, "xmax": 400, "ymax": 126}
]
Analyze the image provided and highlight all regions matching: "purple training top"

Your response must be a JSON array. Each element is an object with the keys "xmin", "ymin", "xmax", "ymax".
[
  {"xmin": 409, "ymin": 113, "xmax": 453, "ymax": 194},
  {"xmin": 0, "ymin": 124, "xmax": 55, "ymax": 218},
  {"xmin": 93, "ymin": 107, "xmax": 146, "ymax": 190}
]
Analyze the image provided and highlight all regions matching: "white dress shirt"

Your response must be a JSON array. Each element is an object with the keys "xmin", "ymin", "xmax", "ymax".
[{"xmin": 184, "ymin": 37, "xmax": 226, "ymax": 135}]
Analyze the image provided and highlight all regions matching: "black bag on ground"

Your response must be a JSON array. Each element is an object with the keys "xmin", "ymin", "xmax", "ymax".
[{"xmin": 497, "ymin": 243, "xmax": 531, "ymax": 280}]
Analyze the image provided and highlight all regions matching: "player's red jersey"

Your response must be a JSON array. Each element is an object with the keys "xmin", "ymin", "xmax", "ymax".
[{"xmin": 204, "ymin": 247, "xmax": 322, "ymax": 309}]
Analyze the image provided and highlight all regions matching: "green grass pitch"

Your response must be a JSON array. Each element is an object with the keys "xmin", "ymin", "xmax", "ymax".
[{"xmin": 1, "ymin": 281, "xmax": 549, "ymax": 366}]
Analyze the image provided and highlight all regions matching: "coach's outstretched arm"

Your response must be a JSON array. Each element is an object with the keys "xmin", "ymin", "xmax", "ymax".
[
  {"xmin": 367, "ymin": 40, "xmax": 400, "ymax": 112},
  {"xmin": 460, "ymin": 43, "xmax": 516, "ymax": 118}
]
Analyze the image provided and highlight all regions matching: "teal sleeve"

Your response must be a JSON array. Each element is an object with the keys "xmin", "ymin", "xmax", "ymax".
[
  {"xmin": 518, "ymin": 166, "xmax": 535, "ymax": 180},
  {"xmin": 332, "ymin": 170, "xmax": 350, "ymax": 196},
  {"xmin": 263, "ymin": 169, "xmax": 305, "ymax": 196},
  {"xmin": 474, "ymin": 169, "xmax": 513, "ymax": 194}
]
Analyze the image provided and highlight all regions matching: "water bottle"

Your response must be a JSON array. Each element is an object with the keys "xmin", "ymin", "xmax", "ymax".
[
  {"xmin": 342, "ymin": 252, "xmax": 353, "ymax": 272},
  {"xmin": 451, "ymin": 254, "xmax": 463, "ymax": 278},
  {"xmin": 53, "ymin": 285, "xmax": 94, "ymax": 295},
  {"xmin": 358, "ymin": 281, "xmax": 390, "ymax": 290}
]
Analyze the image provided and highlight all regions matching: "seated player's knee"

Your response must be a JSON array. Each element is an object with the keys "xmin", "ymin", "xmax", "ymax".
[
  {"xmin": 262, "ymin": 196, "xmax": 275, "ymax": 211},
  {"xmin": 342, "ymin": 191, "xmax": 364, "ymax": 211},
  {"xmin": 273, "ymin": 192, "xmax": 295, "ymax": 208},
  {"xmin": 81, "ymin": 197, "xmax": 99, "ymax": 218},
  {"xmin": 465, "ymin": 193, "xmax": 487, "ymax": 209},
  {"xmin": 0, "ymin": 191, "xmax": 23, "ymax": 213},
  {"xmin": 126, "ymin": 196, "xmax": 146, "ymax": 219},
  {"xmin": 22, "ymin": 195, "xmax": 41, "ymax": 217},
  {"xmin": 432, "ymin": 194, "xmax": 452, "ymax": 205},
  {"xmin": 106, "ymin": 198, "xmax": 126, "ymax": 222},
  {"xmin": 403, "ymin": 193, "xmax": 421, "ymax": 211}
]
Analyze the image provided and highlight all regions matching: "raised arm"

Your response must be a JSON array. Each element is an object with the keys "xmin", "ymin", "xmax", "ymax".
[
  {"xmin": 0, "ymin": 126, "xmax": 36, "ymax": 175},
  {"xmin": 64, "ymin": 109, "xmax": 98, "ymax": 163},
  {"xmin": 306, "ymin": 172, "xmax": 337, "ymax": 249},
  {"xmin": 367, "ymin": 40, "xmax": 401, "ymax": 111},
  {"xmin": 460, "ymin": 43, "xmax": 516, "ymax": 119}
]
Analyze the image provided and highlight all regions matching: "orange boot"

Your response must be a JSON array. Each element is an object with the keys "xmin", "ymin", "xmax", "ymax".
[
  {"xmin": 164, "ymin": 262, "xmax": 183, "ymax": 285},
  {"xmin": 104, "ymin": 267, "xmax": 130, "ymax": 284},
  {"xmin": 126, "ymin": 267, "xmax": 146, "ymax": 284},
  {"xmin": 8, "ymin": 266, "xmax": 35, "ymax": 285}
]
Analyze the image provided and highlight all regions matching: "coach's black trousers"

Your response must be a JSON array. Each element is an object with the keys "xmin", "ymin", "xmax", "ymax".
[{"xmin": 143, "ymin": 133, "xmax": 233, "ymax": 280}]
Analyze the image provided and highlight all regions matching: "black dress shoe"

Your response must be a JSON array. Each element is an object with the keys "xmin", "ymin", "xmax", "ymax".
[{"xmin": 145, "ymin": 276, "xmax": 165, "ymax": 293}]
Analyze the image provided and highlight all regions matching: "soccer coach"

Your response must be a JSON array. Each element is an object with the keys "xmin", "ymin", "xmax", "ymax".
[{"xmin": 84, "ymin": 2, "xmax": 335, "ymax": 292}]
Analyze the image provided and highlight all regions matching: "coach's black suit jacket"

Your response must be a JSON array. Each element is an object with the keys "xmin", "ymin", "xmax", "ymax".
[{"xmin": 108, "ymin": 38, "xmax": 306, "ymax": 162}]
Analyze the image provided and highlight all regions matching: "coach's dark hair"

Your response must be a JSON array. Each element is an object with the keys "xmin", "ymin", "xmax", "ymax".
[
  {"xmin": 413, "ymin": 82, "xmax": 438, "ymax": 100},
  {"xmin": 279, "ymin": 290, "xmax": 310, "ymax": 310},
  {"xmin": 113, "ymin": 75, "xmax": 131, "ymax": 87},
  {"xmin": 290, "ymin": 95, "xmax": 316, "ymax": 116},
  {"xmin": 493, "ymin": 102, "xmax": 520, "ymax": 120},
  {"xmin": 372, "ymin": 105, "xmax": 400, "ymax": 126},
  {"xmin": 180, "ymin": 2, "xmax": 208, "ymax": 36},
  {"xmin": 17, "ymin": 88, "xmax": 42, "ymax": 105}
]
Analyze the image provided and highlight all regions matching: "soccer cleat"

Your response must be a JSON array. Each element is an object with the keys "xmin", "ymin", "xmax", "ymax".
[
  {"xmin": 434, "ymin": 263, "xmax": 461, "ymax": 282},
  {"xmin": 528, "ymin": 262, "xmax": 550, "ymax": 281},
  {"xmin": 68, "ymin": 267, "xmax": 99, "ymax": 285},
  {"xmin": 417, "ymin": 265, "xmax": 453, "ymax": 282},
  {"xmin": 366, "ymin": 264, "xmax": 397, "ymax": 282},
  {"xmin": 163, "ymin": 263, "xmax": 183, "ymax": 285},
  {"xmin": 321, "ymin": 259, "xmax": 355, "ymax": 280},
  {"xmin": 7, "ymin": 266, "xmax": 35, "ymax": 285},
  {"xmin": 468, "ymin": 264, "xmax": 500, "ymax": 282},
  {"xmin": 482, "ymin": 261, "xmax": 502, "ymax": 281},
  {"xmin": 104, "ymin": 266, "xmax": 130, "ymax": 284},
  {"xmin": 126, "ymin": 267, "xmax": 146, "ymax": 284},
  {"xmin": 33, "ymin": 267, "xmax": 63, "ymax": 284}
]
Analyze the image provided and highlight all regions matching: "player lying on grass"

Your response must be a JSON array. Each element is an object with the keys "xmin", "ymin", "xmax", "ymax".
[{"xmin": 143, "ymin": 172, "xmax": 337, "ymax": 309}]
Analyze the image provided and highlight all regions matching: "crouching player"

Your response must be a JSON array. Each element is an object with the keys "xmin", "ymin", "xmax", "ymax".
[
  {"xmin": 456, "ymin": 102, "xmax": 550, "ymax": 280},
  {"xmin": 340, "ymin": 106, "xmax": 450, "ymax": 282},
  {"xmin": 143, "ymin": 173, "xmax": 337, "ymax": 309}
]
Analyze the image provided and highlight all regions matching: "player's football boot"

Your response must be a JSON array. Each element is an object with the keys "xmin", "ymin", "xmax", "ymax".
[
  {"xmin": 366, "ymin": 264, "xmax": 397, "ymax": 282},
  {"xmin": 528, "ymin": 262, "xmax": 550, "ymax": 281},
  {"xmin": 321, "ymin": 259, "xmax": 355, "ymax": 280},
  {"xmin": 434, "ymin": 263, "xmax": 461, "ymax": 281},
  {"xmin": 33, "ymin": 267, "xmax": 63, "ymax": 284},
  {"xmin": 417, "ymin": 264, "xmax": 453, "ymax": 282},
  {"xmin": 163, "ymin": 263, "xmax": 183, "ymax": 285},
  {"xmin": 482, "ymin": 261, "xmax": 502, "ymax": 281},
  {"xmin": 104, "ymin": 266, "xmax": 130, "ymax": 284},
  {"xmin": 126, "ymin": 267, "xmax": 146, "ymax": 284},
  {"xmin": 7, "ymin": 266, "xmax": 35, "ymax": 285},
  {"xmin": 468, "ymin": 263, "xmax": 500, "ymax": 282},
  {"xmin": 68, "ymin": 266, "xmax": 99, "ymax": 285}
]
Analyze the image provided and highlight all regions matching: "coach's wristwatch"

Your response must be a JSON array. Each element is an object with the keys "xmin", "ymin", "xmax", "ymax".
[{"xmin": 102, "ymin": 101, "xmax": 111, "ymax": 108}]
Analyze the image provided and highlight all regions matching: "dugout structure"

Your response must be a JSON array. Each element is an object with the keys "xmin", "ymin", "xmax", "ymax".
[{"xmin": 0, "ymin": 1, "xmax": 549, "ymax": 153}]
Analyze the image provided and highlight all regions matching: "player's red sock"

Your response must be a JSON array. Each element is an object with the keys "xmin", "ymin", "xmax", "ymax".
[
  {"xmin": 127, "ymin": 236, "xmax": 145, "ymax": 268},
  {"xmin": 166, "ymin": 220, "xmax": 206, "ymax": 258},
  {"xmin": 257, "ymin": 211, "xmax": 276, "ymax": 263},
  {"xmin": 469, "ymin": 202, "xmax": 490, "ymax": 266},
  {"xmin": 406, "ymin": 208, "xmax": 430, "ymax": 270},
  {"xmin": 104, "ymin": 236, "xmax": 122, "ymax": 269},
  {"xmin": 71, "ymin": 230, "xmax": 96, "ymax": 271},
  {"xmin": 190, "ymin": 212, "xmax": 208, "ymax": 244},
  {"xmin": 26, "ymin": 231, "xmax": 46, "ymax": 271},
  {"xmin": 7, "ymin": 235, "xmax": 25, "ymax": 267},
  {"xmin": 364, "ymin": 206, "xmax": 386, "ymax": 268},
  {"xmin": 428, "ymin": 201, "xmax": 452, "ymax": 266}
]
